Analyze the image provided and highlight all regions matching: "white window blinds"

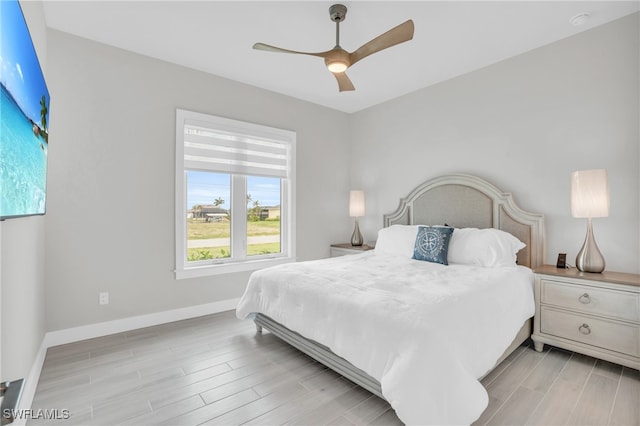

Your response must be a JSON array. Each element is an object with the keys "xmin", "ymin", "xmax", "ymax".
[{"xmin": 183, "ymin": 118, "xmax": 291, "ymax": 179}]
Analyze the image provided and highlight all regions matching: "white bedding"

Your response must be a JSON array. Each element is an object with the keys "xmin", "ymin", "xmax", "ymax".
[{"xmin": 236, "ymin": 251, "xmax": 535, "ymax": 425}]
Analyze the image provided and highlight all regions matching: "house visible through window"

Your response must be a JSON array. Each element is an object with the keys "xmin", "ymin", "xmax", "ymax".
[{"xmin": 175, "ymin": 109, "xmax": 296, "ymax": 278}]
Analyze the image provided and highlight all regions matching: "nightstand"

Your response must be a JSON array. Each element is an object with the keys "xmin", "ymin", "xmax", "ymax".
[
  {"xmin": 330, "ymin": 243, "xmax": 374, "ymax": 257},
  {"xmin": 532, "ymin": 265, "xmax": 640, "ymax": 370}
]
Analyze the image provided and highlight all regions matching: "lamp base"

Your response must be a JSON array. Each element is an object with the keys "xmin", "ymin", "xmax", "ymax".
[
  {"xmin": 351, "ymin": 218, "xmax": 363, "ymax": 246},
  {"xmin": 576, "ymin": 218, "xmax": 605, "ymax": 273}
]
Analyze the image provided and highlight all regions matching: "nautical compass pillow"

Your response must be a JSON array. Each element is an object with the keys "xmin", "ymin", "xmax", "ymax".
[{"xmin": 412, "ymin": 226, "xmax": 454, "ymax": 265}]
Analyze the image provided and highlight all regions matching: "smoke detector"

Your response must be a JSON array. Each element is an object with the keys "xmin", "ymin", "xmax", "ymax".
[{"xmin": 570, "ymin": 13, "xmax": 590, "ymax": 26}]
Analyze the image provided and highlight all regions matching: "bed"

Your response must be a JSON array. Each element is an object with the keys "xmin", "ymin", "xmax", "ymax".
[{"xmin": 236, "ymin": 174, "xmax": 545, "ymax": 425}]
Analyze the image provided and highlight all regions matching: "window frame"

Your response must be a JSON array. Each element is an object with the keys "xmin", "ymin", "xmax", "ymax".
[{"xmin": 175, "ymin": 109, "xmax": 296, "ymax": 279}]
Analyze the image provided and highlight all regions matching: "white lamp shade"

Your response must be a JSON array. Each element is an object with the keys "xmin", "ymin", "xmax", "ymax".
[
  {"xmin": 571, "ymin": 169, "xmax": 610, "ymax": 218},
  {"xmin": 349, "ymin": 190, "xmax": 365, "ymax": 217}
]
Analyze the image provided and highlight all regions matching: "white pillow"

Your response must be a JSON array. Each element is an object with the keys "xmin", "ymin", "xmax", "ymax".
[
  {"xmin": 448, "ymin": 228, "xmax": 525, "ymax": 268},
  {"xmin": 374, "ymin": 225, "xmax": 420, "ymax": 257}
]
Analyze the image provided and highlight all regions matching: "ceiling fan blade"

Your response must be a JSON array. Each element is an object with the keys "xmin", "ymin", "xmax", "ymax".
[
  {"xmin": 349, "ymin": 19, "xmax": 414, "ymax": 66},
  {"xmin": 253, "ymin": 43, "xmax": 330, "ymax": 58},
  {"xmin": 332, "ymin": 72, "xmax": 355, "ymax": 92}
]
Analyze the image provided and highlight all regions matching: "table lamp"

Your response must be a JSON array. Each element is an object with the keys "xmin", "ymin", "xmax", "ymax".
[
  {"xmin": 571, "ymin": 169, "xmax": 609, "ymax": 273},
  {"xmin": 349, "ymin": 190, "xmax": 365, "ymax": 246}
]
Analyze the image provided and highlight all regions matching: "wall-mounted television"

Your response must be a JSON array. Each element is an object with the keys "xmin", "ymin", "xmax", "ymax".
[{"xmin": 0, "ymin": 0, "xmax": 50, "ymax": 220}]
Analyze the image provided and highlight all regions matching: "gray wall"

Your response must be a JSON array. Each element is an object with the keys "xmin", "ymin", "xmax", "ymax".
[
  {"xmin": 5, "ymin": 8, "xmax": 638, "ymax": 342},
  {"xmin": 0, "ymin": 1, "xmax": 48, "ymax": 383},
  {"xmin": 350, "ymin": 13, "xmax": 639, "ymax": 274},
  {"xmin": 45, "ymin": 30, "xmax": 351, "ymax": 331}
]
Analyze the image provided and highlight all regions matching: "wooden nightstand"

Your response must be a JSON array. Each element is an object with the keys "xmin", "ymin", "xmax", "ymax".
[
  {"xmin": 330, "ymin": 243, "xmax": 374, "ymax": 257},
  {"xmin": 532, "ymin": 265, "xmax": 640, "ymax": 370}
]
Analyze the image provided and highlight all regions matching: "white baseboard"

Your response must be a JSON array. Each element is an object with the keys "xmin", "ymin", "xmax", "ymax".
[
  {"xmin": 43, "ymin": 298, "xmax": 240, "ymax": 348},
  {"xmin": 18, "ymin": 298, "xmax": 240, "ymax": 415},
  {"xmin": 14, "ymin": 339, "xmax": 48, "ymax": 426}
]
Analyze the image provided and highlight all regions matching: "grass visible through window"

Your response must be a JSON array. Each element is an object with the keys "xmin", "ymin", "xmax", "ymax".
[{"xmin": 187, "ymin": 218, "xmax": 280, "ymax": 261}]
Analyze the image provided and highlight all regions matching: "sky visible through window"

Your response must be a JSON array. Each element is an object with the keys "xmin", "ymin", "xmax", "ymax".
[{"xmin": 187, "ymin": 171, "xmax": 280, "ymax": 209}]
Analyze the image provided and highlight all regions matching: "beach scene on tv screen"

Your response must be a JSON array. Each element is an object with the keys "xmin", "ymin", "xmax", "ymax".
[{"xmin": 0, "ymin": 0, "xmax": 50, "ymax": 219}]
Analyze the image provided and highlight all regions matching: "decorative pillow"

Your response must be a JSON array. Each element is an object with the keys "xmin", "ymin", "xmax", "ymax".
[
  {"xmin": 412, "ymin": 226, "xmax": 454, "ymax": 265},
  {"xmin": 447, "ymin": 228, "xmax": 525, "ymax": 268},
  {"xmin": 375, "ymin": 225, "xmax": 420, "ymax": 257}
]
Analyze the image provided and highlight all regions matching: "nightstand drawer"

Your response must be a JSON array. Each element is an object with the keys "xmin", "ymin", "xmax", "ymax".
[
  {"xmin": 540, "ymin": 307, "xmax": 640, "ymax": 357},
  {"xmin": 540, "ymin": 279, "xmax": 640, "ymax": 322}
]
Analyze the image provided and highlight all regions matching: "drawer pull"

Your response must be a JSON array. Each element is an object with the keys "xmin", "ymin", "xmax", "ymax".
[
  {"xmin": 578, "ymin": 323, "xmax": 591, "ymax": 335},
  {"xmin": 578, "ymin": 293, "xmax": 591, "ymax": 304}
]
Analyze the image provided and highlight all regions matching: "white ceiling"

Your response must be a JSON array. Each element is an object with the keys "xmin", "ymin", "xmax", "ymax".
[{"xmin": 42, "ymin": 1, "xmax": 639, "ymax": 113}]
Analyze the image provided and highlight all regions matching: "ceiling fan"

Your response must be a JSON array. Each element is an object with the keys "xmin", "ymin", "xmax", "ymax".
[{"xmin": 253, "ymin": 4, "xmax": 414, "ymax": 92}]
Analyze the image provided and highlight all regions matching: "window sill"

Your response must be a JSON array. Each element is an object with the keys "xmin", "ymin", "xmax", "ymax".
[{"xmin": 175, "ymin": 256, "xmax": 295, "ymax": 280}]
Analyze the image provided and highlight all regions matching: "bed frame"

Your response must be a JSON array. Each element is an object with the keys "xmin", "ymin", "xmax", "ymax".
[{"xmin": 253, "ymin": 173, "xmax": 545, "ymax": 399}]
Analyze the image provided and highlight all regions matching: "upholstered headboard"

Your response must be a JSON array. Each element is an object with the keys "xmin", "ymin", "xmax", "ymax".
[{"xmin": 383, "ymin": 174, "xmax": 545, "ymax": 268}]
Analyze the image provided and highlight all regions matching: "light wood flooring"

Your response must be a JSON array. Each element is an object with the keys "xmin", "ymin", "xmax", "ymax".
[{"xmin": 30, "ymin": 311, "xmax": 639, "ymax": 425}]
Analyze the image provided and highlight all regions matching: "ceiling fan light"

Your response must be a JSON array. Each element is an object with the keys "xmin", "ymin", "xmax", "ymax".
[
  {"xmin": 325, "ymin": 48, "xmax": 350, "ymax": 73},
  {"xmin": 327, "ymin": 61, "xmax": 348, "ymax": 73}
]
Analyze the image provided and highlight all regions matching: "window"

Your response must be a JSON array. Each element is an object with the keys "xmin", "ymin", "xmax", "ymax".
[{"xmin": 175, "ymin": 109, "xmax": 296, "ymax": 278}]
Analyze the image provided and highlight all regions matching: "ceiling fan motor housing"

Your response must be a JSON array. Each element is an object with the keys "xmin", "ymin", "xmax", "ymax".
[
  {"xmin": 324, "ymin": 48, "xmax": 351, "ymax": 72},
  {"xmin": 329, "ymin": 4, "xmax": 347, "ymax": 22}
]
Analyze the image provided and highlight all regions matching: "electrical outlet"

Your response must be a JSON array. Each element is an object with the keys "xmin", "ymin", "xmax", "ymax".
[{"xmin": 99, "ymin": 292, "xmax": 109, "ymax": 305}]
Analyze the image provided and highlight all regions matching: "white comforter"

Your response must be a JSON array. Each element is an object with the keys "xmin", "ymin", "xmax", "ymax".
[{"xmin": 236, "ymin": 252, "xmax": 535, "ymax": 425}]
